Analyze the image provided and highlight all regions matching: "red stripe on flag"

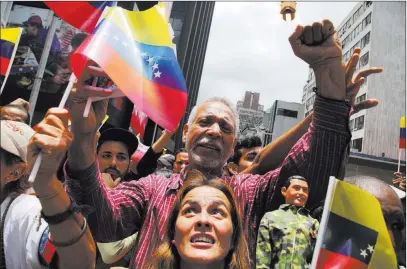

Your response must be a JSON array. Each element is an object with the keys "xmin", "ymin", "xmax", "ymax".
[
  {"xmin": 71, "ymin": 37, "xmax": 187, "ymax": 132},
  {"xmin": 45, "ymin": 2, "xmax": 103, "ymax": 33},
  {"xmin": 316, "ymin": 248, "xmax": 368, "ymax": 269},
  {"xmin": 400, "ymin": 138, "xmax": 406, "ymax": 149},
  {"xmin": 0, "ymin": 56, "xmax": 10, "ymax": 76}
]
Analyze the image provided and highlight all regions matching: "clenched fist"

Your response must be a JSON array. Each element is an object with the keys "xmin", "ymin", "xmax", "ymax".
[{"xmin": 289, "ymin": 20, "xmax": 346, "ymax": 101}]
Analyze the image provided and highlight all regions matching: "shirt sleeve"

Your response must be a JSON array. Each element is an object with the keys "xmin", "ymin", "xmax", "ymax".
[
  {"xmin": 254, "ymin": 95, "xmax": 351, "ymax": 211},
  {"xmin": 96, "ymin": 232, "xmax": 138, "ymax": 264},
  {"xmin": 136, "ymin": 147, "xmax": 162, "ymax": 178},
  {"xmin": 65, "ymin": 160, "xmax": 152, "ymax": 242},
  {"xmin": 256, "ymin": 214, "xmax": 273, "ymax": 269}
]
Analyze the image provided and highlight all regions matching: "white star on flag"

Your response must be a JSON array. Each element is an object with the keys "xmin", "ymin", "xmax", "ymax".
[
  {"xmin": 360, "ymin": 249, "xmax": 368, "ymax": 258},
  {"xmin": 152, "ymin": 63, "xmax": 159, "ymax": 70},
  {"xmin": 113, "ymin": 35, "xmax": 119, "ymax": 41},
  {"xmin": 367, "ymin": 244, "xmax": 374, "ymax": 253},
  {"xmin": 147, "ymin": 57, "xmax": 154, "ymax": 63},
  {"xmin": 122, "ymin": 41, "xmax": 128, "ymax": 47},
  {"xmin": 154, "ymin": 70, "xmax": 162, "ymax": 78},
  {"xmin": 140, "ymin": 52, "xmax": 147, "ymax": 57}
]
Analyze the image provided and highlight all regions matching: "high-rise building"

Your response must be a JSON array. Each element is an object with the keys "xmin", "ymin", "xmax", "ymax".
[
  {"xmin": 237, "ymin": 91, "xmax": 264, "ymax": 134},
  {"xmin": 301, "ymin": 1, "xmax": 406, "ymax": 161},
  {"xmin": 263, "ymin": 100, "xmax": 304, "ymax": 145}
]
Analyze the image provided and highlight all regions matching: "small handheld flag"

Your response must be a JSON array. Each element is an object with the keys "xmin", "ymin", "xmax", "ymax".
[
  {"xmin": 311, "ymin": 177, "xmax": 397, "ymax": 269},
  {"xmin": 1, "ymin": 27, "xmax": 23, "ymax": 94},
  {"xmin": 400, "ymin": 117, "xmax": 406, "ymax": 149},
  {"xmin": 45, "ymin": 1, "xmax": 117, "ymax": 33},
  {"xmin": 70, "ymin": 5, "xmax": 187, "ymax": 132}
]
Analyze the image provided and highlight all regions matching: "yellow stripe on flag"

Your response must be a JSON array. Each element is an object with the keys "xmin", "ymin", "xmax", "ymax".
[
  {"xmin": 101, "ymin": 115, "xmax": 109, "ymax": 125},
  {"xmin": 400, "ymin": 117, "xmax": 406, "ymax": 128},
  {"xmin": 0, "ymin": 28, "xmax": 23, "ymax": 44},
  {"xmin": 330, "ymin": 180, "xmax": 397, "ymax": 268},
  {"xmin": 101, "ymin": 6, "xmax": 173, "ymax": 47}
]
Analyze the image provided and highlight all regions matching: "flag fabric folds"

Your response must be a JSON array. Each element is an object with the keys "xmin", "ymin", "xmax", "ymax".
[
  {"xmin": 130, "ymin": 105, "xmax": 148, "ymax": 139},
  {"xmin": 400, "ymin": 117, "xmax": 406, "ymax": 149},
  {"xmin": 45, "ymin": 1, "xmax": 117, "ymax": 33},
  {"xmin": 1, "ymin": 27, "xmax": 23, "ymax": 94},
  {"xmin": 313, "ymin": 178, "xmax": 397, "ymax": 269},
  {"xmin": 70, "ymin": 5, "xmax": 187, "ymax": 132}
]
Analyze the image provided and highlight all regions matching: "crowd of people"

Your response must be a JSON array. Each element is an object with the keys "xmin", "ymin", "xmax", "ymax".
[{"xmin": 0, "ymin": 18, "xmax": 405, "ymax": 269}]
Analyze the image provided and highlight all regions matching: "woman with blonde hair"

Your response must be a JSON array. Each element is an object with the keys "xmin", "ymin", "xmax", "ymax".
[{"xmin": 148, "ymin": 170, "xmax": 249, "ymax": 269}]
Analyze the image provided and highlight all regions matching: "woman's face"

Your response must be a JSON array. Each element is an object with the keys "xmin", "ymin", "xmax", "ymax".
[{"xmin": 174, "ymin": 186, "xmax": 234, "ymax": 266}]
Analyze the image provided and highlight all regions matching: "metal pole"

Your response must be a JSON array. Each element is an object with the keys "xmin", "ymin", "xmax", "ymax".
[
  {"xmin": 1, "ymin": 1, "xmax": 13, "ymax": 27},
  {"xmin": 151, "ymin": 122, "xmax": 158, "ymax": 143},
  {"xmin": 398, "ymin": 149, "xmax": 402, "ymax": 173},
  {"xmin": 28, "ymin": 12, "xmax": 59, "ymax": 124}
]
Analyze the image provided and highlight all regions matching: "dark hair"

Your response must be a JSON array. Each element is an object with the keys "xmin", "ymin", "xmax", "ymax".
[
  {"xmin": 97, "ymin": 140, "xmax": 132, "ymax": 157},
  {"xmin": 147, "ymin": 170, "xmax": 249, "ymax": 269},
  {"xmin": 283, "ymin": 175, "xmax": 308, "ymax": 189},
  {"xmin": 228, "ymin": 136, "xmax": 262, "ymax": 165},
  {"xmin": 174, "ymin": 148, "xmax": 186, "ymax": 159},
  {"xmin": 0, "ymin": 104, "xmax": 30, "ymax": 124},
  {"xmin": 71, "ymin": 33, "xmax": 88, "ymax": 49},
  {"xmin": 0, "ymin": 149, "xmax": 29, "ymax": 195}
]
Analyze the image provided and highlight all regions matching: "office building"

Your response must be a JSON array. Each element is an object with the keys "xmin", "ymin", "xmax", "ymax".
[
  {"xmin": 263, "ymin": 100, "xmax": 304, "ymax": 145},
  {"xmin": 301, "ymin": 1, "xmax": 405, "ymax": 161},
  {"xmin": 236, "ymin": 91, "xmax": 265, "ymax": 134}
]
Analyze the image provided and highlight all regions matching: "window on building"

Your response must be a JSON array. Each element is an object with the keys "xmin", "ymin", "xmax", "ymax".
[
  {"xmin": 352, "ymin": 138, "xmax": 363, "ymax": 152},
  {"xmin": 365, "ymin": 1, "xmax": 372, "ymax": 8},
  {"xmin": 349, "ymin": 119, "xmax": 354, "ymax": 131},
  {"xmin": 362, "ymin": 13, "xmax": 372, "ymax": 28},
  {"xmin": 354, "ymin": 115, "xmax": 365, "ymax": 130},
  {"xmin": 360, "ymin": 52, "xmax": 369, "ymax": 67},
  {"xmin": 277, "ymin": 108, "xmax": 298, "ymax": 118},
  {"xmin": 346, "ymin": 17, "xmax": 353, "ymax": 29},
  {"xmin": 356, "ymin": 94, "xmax": 366, "ymax": 104},
  {"xmin": 360, "ymin": 32, "xmax": 370, "ymax": 49}
]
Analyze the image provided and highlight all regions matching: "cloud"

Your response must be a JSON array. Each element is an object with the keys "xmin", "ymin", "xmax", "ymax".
[{"xmin": 197, "ymin": 2, "xmax": 356, "ymax": 110}]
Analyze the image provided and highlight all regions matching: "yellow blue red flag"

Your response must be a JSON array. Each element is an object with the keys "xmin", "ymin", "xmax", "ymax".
[
  {"xmin": 70, "ymin": 4, "xmax": 187, "ymax": 132},
  {"xmin": 311, "ymin": 177, "xmax": 397, "ymax": 269},
  {"xmin": 1, "ymin": 27, "xmax": 23, "ymax": 94},
  {"xmin": 400, "ymin": 117, "xmax": 406, "ymax": 149}
]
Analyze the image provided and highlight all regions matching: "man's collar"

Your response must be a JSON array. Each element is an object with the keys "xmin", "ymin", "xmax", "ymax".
[{"xmin": 279, "ymin": 203, "xmax": 310, "ymax": 214}]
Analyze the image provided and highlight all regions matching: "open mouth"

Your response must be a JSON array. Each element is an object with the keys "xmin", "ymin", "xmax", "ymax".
[{"xmin": 190, "ymin": 234, "xmax": 215, "ymax": 244}]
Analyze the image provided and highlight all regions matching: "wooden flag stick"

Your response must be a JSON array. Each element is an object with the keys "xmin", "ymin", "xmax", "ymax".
[{"xmin": 28, "ymin": 74, "xmax": 77, "ymax": 183}]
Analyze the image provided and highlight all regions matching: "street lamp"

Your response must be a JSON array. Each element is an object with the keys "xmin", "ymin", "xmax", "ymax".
[{"xmin": 280, "ymin": 1, "xmax": 297, "ymax": 21}]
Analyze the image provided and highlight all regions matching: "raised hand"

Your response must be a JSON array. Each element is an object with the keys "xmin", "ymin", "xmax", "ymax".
[
  {"xmin": 27, "ymin": 108, "xmax": 73, "ymax": 183},
  {"xmin": 68, "ymin": 65, "xmax": 114, "ymax": 134},
  {"xmin": 289, "ymin": 20, "xmax": 346, "ymax": 101},
  {"xmin": 345, "ymin": 47, "xmax": 383, "ymax": 115}
]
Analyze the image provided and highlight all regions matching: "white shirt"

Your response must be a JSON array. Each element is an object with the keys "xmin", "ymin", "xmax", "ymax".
[{"xmin": 1, "ymin": 194, "xmax": 48, "ymax": 269}]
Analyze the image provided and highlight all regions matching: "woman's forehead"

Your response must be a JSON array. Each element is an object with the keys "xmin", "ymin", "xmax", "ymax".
[{"xmin": 183, "ymin": 186, "xmax": 231, "ymax": 207}]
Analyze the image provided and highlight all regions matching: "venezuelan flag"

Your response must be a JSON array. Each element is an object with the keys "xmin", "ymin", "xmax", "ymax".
[
  {"xmin": 70, "ymin": 5, "xmax": 187, "ymax": 132},
  {"xmin": 400, "ymin": 117, "xmax": 406, "ymax": 149},
  {"xmin": 45, "ymin": 1, "xmax": 117, "ymax": 33},
  {"xmin": 1, "ymin": 28, "xmax": 23, "ymax": 94},
  {"xmin": 313, "ymin": 179, "xmax": 397, "ymax": 269}
]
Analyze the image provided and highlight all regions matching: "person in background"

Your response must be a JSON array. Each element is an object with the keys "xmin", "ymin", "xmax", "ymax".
[
  {"xmin": 154, "ymin": 154, "xmax": 176, "ymax": 178},
  {"xmin": 227, "ymin": 136, "xmax": 263, "ymax": 175},
  {"xmin": 172, "ymin": 148, "xmax": 188, "ymax": 173},
  {"xmin": 20, "ymin": 15, "xmax": 61, "ymax": 61},
  {"xmin": 1, "ymin": 114, "xmax": 95, "ymax": 269},
  {"xmin": 256, "ymin": 175, "xmax": 318, "ymax": 268},
  {"xmin": 147, "ymin": 170, "xmax": 249, "ymax": 269},
  {"xmin": 0, "ymin": 103, "xmax": 30, "ymax": 124},
  {"xmin": 344, "ymin": 176, "xmax": 406, "ymax": 269}
]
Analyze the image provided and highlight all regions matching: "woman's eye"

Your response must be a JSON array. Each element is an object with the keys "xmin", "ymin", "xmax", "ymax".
[
  {"xmin": 184, "ymin": 208, "xmax": 196, "ymax": 215},
  {"xmin": 212, "ymin": 209, "xmax": 224, "ymax": 216}
]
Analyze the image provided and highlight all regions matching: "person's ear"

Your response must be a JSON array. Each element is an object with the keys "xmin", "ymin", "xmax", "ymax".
[
  {"xmin": 281, "ymin": 186, "xmax": 287, "ymax": 198},
  {"xmin": 6, "ymin": 162, "xmax": 27, "ymax": 183},
  {"xmin": 227, "ymin": 162, "xmax": 239, "ymax": 175},
  {"xmin": 182, "ymin": 124, "xmax": 188, "ymax": 144}
]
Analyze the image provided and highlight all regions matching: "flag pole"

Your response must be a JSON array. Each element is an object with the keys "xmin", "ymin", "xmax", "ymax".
[
  {"xmin": 28, "ymin": 74, "xmax": 76, "ymax": 183},
  {"xmin": 310, "ymin": 176, "xmax": 337, "ymax": 269},
  {"xmin": 398, "ymin": 148, "xmax": 402, "ymax": 173}
]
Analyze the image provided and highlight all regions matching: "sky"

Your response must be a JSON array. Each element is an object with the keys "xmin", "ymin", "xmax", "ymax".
[{"xmin": 197, "ymin": 1, "xmax": 358, "ymax": 110}]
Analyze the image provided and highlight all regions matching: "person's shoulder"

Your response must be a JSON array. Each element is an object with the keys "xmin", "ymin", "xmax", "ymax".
[{"xmin": 8, "ymin": 194, "xmax": 41, "ymax": 216}]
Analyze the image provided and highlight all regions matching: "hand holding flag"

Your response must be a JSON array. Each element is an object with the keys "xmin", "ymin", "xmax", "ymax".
[{"xmin": 70, "ymin": 5, "xmax": 187, "ymax": 132}]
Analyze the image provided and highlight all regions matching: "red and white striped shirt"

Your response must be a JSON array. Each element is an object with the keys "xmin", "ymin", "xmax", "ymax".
[{"xmin": 65, "ymin": 95, "xmax": 351, "ymax": 268}]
